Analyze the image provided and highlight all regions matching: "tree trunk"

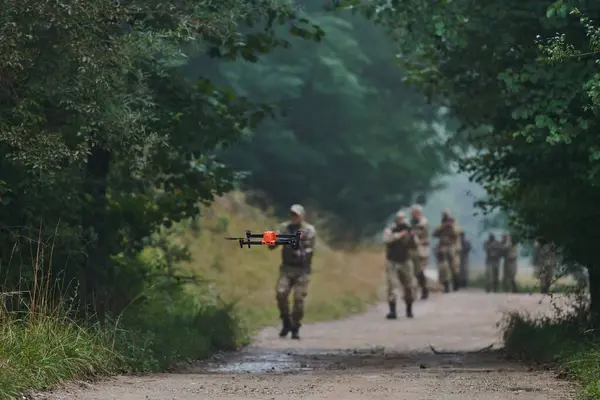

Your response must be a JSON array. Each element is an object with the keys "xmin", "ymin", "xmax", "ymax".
[
  {"xmin": 587, "ymin": 264, "xmax": 600, "ymax": 323},
  {"xmin": 79, "ymin": 145, "xmax": 111, "ymax": 322}
]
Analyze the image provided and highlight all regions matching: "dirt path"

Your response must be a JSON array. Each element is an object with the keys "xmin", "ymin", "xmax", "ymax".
[{"xmin": 39, "ymin": 290, "xmax": 576, "ymax": 399}]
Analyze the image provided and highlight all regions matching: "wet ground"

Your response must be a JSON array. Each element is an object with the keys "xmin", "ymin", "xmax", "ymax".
[{"xmin": 38, "ymin": 290, "xmax": 577, "ymax": 399}]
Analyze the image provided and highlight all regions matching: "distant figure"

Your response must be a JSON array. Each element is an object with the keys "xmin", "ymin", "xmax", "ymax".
[
  {"xmin": 432, "ymin": 210, "xmax": 460, "ymax": 292},
  {"xmin": 270, "ymin": 204, "xmax": 316, "ymax": 340},
  {"xmin": 458, "ymin": 232, "xmax": 472, "ymax": 288},
  {"xmin": 536, "ymin": 241, "xmax": 557, "ymax": 294},
  {"xmin": 483, "ymin": 233, "xmax": 503, "ymax": 292},
  {"xmin": 453, "ymin": 223, "xmax": 463, "ymax": 287},
  {"xmin": 383, "ymin": 211, "xmax": 417, "ymax": 319},
  {"xmin": 410, "ymin": 204, "xmax": 430, "ymax": 300},
  {"xmin": 500, "ymin": 233, "xmax": 518, "ymax": 293}
]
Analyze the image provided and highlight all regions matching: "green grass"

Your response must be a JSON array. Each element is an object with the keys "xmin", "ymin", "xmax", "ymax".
[
  {"xmin": 501, "ymin": 296, "xmax": 600, "ymax": 399},
  {"xmin": 0, "ymin": 314, "xmax": 119, "ymax": 399},
  {"xmin": 468, "ymin": 271, "xmax": 581, "ymax": 294},
  {"xmin": 0, "ymin": 193, "xmax": 384, "ymax": 399},
  {"xmin": 0, "ymin": 289, "xmax": 243, "ymax": 399}
]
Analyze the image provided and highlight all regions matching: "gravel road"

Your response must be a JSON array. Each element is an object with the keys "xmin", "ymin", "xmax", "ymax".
[{"xmin": 39, "ymin": 290, "xmax": 577, "ymax": 400}]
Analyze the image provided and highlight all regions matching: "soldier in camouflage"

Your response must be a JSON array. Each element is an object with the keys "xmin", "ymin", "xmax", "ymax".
[
  {"xmin": 453, "ymin": 223, "xmax": 463, "ymax": 288},
  {"xmin": 484, "ymin": 233, "xmax": 503, "ymax": 292},
  {"xmin": 536, "ymin": 241, "xmax": 557, "ymax": 294},
  {"xmin": 410, "ymin": 204, "xmax": 430, "ymax": 300},
  {"xmin": 384, "ymin": 211, "xmax": 418, "ymax": 319},
  {"xmin": 458, "ymin": 232, "xmax": 472, "ymax": 288},
  {"xmin": 432, "ymin": 210, "xmax": 460, "ymax": 293},
  {"xmin": 500, "ymin": 233, "xmax": 518, "ymax": 293},
  {"xmin": 270, "ymin": 204, "xmax": 316, "ymax": 340}
]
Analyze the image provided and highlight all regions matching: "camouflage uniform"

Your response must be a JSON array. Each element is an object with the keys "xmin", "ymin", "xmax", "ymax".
[
  {"xmin": 453, "ymin": 224, "xmax": 463, "ymax": 287},
  {"xmin": 484, "ymin": 234, "xmax": 503, "ymax": 292},
  {"xmin": 432, "ymin": 213, "xmax": 460, "ymax": 292},
  {"xmin": 410, "ymin": 213, "xmax": 430, "ymax": 300},
  {"xmin": 384, "ymin": 211, "xmax": 417, "ymax": 319},
  {"xmin": 500, "ymin": 235, "xmax": 518, "ymax": 293},
  {"xmin": 458, "ymin": 233, "xmax": 472, "ymax": 288},
  {"xmin": 274, "ymin": 205, "xmax": 316, "ymax": 339},
  {"xmin": 536, "ymin": 243, "xmax": 557, "ymax": 294}
]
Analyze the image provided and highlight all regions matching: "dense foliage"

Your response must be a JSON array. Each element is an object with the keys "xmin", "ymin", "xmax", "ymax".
[
  {"xmin": 0, "ymin": 0, "xmax": 322, "ymax": 318},
  {"xmin": 341, "ymin": 0, "xmax": 600, "ymax": 315},
  {"xmin": 194, "ymin": 0, "xmax": 458, "ymax": 239}
]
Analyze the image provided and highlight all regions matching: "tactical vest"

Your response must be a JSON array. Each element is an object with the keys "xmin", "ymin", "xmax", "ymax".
[
  {"xmin": 410, "ymin": 218, "xmax": 429, "ymax": 247},
  {"xmin": 437, "ymin": 220, "xmax": 457, "ymax": 247},
  {"xmin": 386, "ymin": 223, "xmax": 412, "ymax": 263},
  {"xmin": 281, "ymin": 223, "xmax": 308, "ymax": 268}
]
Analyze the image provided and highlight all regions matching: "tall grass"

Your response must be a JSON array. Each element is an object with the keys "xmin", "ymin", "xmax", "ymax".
[
  {"xmin": 0, "ymin": 232, "xmax": 120, "ymax": 399},
  {"xmin": 501, "ymin": 292, "xmax": 600, "ymax": 399},
  {"xmin": 469, "ymin": 269, "xmax": 580, "ymax": 294},
  {"xmin": 178, "ymin": 191, "xmax": 385, "ymax": 332},
  {"xmin": 0, "ymin": 192, "xmax": 385, "ymax": 399}
]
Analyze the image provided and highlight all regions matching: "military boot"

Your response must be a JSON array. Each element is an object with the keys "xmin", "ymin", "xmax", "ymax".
[
  {"xmin": 443, "ymin": 281, "xmax": 450, "ymax": 293},
  {"xmin": 406, "ymin": 302, "xmax": 414, "ymax": 318},
  {"xmin": 417, "ymin": 272, "xmax": 429, "ymax": 299},
  {"xmin": 453, "ymin": 276, "xmax": 460, "ymax": 291},
  {"xmin": 290, "ymin": 324, "xmax": 301, "ymax": 340},
  {"xmin": 279, "ymin": 317, "xmax": 291, "ymax": 338},
  {"xmin": 386, "ymin": 301, "xmax": 397, "ymax": 319}
]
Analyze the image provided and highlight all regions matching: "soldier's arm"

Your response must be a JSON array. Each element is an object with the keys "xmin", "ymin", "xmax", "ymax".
[
  {"xmin": 422, "ymin": 224, "xmax": 430, "ymax": 242},
  {"xmin": 451, "ymin": 223, "xmax": 460, "ymax": 238},
  {"xmin": 383, "ymin": 226, "xmax": 404, "ymax": 243},
  {"xmin": 432, "ymin": 225, "xmax": 442, "ymax": 237},
  {"xmin": 303, "ymin": 227, "xmax": 316, "ymax": 264},
  {"xmin": 409, "ymin": 231, "xmax": 420, "ymax": 247}
]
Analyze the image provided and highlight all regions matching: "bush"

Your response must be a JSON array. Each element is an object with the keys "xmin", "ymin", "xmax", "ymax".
[
  {"xmin": 113, "ymin": 287, "xmax": 241, "ymax": 372},
  {"xmin": 0, "ymin": 193, "xmax": 384, "ymax": 399},
  {"xmin": 501, "ymin": 295, "xmax": 600, "ymax": 399}
]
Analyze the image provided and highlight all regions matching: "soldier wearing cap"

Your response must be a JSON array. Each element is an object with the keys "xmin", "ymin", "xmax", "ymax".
[
  {"xmin": 383, "ymin": 210, "xmax": 417, "ymax": 319},
  {"xmin": 409, "ymin": 204, "xmax": 430, "ymax": 300},
  {"xmin": 270, "ymin": 204, "xmax": 316, "ymax": 339},
  {"xmin": 432, "ymin": 210, "xmax": 460, "ymax": 292}
]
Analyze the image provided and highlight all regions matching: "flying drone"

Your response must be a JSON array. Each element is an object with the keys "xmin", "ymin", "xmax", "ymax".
[{"xmin": 225, "ymin": 230, "xmax": 304, "ymax": 249}]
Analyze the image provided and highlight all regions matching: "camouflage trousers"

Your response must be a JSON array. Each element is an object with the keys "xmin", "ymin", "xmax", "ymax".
[
  {"xmin": 386, "ymin": 259, "xmax": 416, "ymax": 304},
  {"xmin": 485, "ymin": 259, "xmax": 500, "ymax": 292},
  {"xmin": 411, "ymin": 255, "xmax": 429, "ymax": 273},
  {"xmin": 436, "ymin": 248, "xmax": 458, "ymax": 283},
  {"xmin": 502, "ymin": 258, "xmax": 518, "ymax": 292},
  {"xmin": 411, "ymin": 255, "xmax": 428, "ymax": 289},
  {"xmin": 276, "ymin": 266, "xmax": 310, "ymax": 328}
]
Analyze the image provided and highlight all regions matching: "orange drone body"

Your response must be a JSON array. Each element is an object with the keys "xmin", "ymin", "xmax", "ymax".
[{"xmin": 262, "ymin": 231, "xmax": 277, "ymax": 246}]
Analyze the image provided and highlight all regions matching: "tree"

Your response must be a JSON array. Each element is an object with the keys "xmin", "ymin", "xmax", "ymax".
[
  {"xmin": 0, "ymin": 0, "xmax": 321, "ymax": 318},
  {"xmin": 189, "ymin": 0, "xmax": 458, "ymax": 240},
  {"xmin": 345, "ymin": 0, "xmax": 600, "ymax": 316}
]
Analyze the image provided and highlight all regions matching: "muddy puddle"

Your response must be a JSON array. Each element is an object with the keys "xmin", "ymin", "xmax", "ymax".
[{"xmin": 205, "ymin": 351, "xmax": 313, "ymax": 373}]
